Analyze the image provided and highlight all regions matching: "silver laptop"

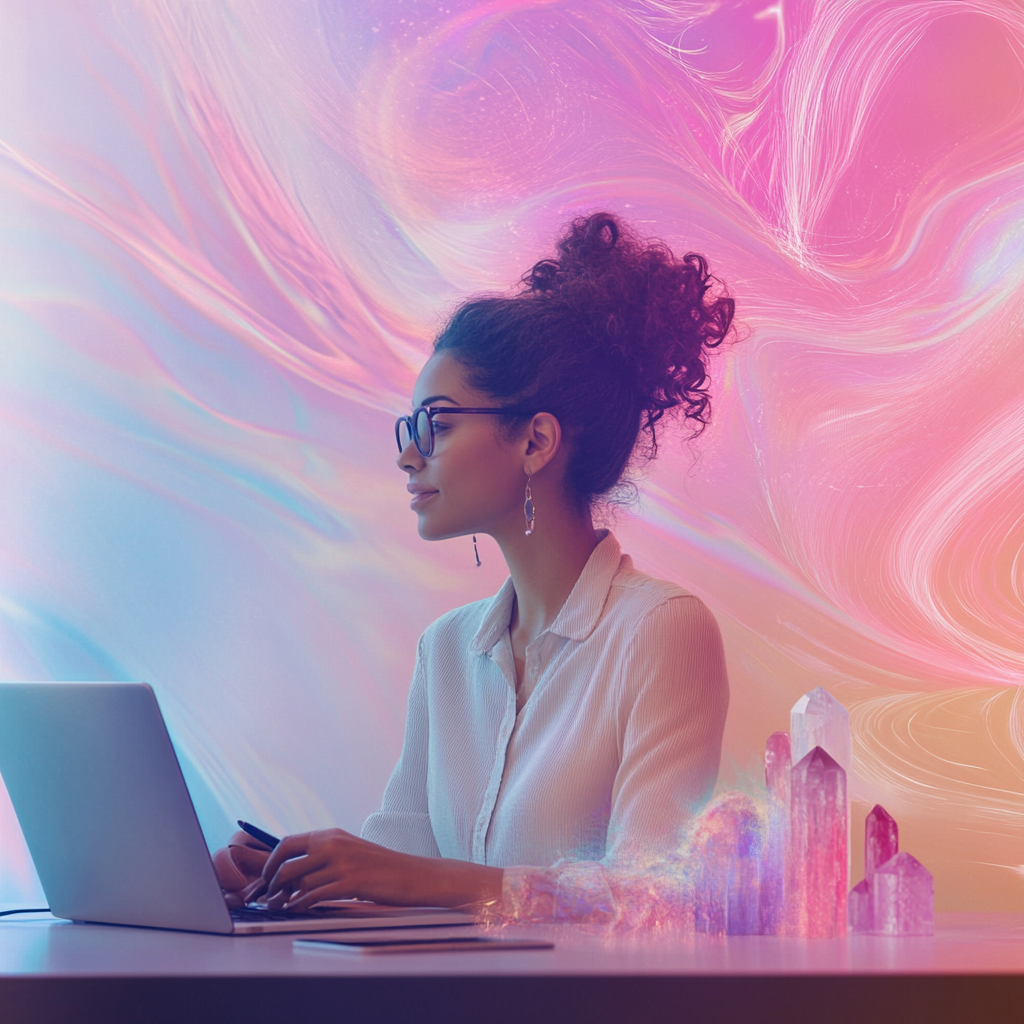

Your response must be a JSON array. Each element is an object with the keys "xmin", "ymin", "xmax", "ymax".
[{"xmin": 0, "ymin": 682, "xmax": 472, "ymax": 934}]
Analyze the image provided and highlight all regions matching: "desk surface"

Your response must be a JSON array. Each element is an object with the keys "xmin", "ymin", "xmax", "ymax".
[
  {"xmin": 1, "ymin": 912, "xmax": 1022, "ymax": 1024},
  {"xmin": 0, "ymin": 911, "xmax": 1022, "ymax": 977}
]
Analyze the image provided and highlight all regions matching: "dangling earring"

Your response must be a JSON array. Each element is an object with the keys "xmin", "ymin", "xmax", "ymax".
[
  {"xmin": 524, "ymin": 476, "xmax": 535, "ymax": 536},
  {"xmin": 472, "ymin": 534, "xmax": 481, "ymax": 567}
]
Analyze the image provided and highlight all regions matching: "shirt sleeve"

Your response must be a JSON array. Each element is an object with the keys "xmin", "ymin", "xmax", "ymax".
[
  {"xmin": 499, "ymin": 595, "xmax": 729, "ymax": 924},
  {"xmin": 360, "ymin": 635, "xmax": 442, "ymax": 858}
]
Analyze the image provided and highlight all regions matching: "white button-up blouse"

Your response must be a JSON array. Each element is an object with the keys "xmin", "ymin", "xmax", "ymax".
[{"xmin": 361, "ymin": 531, "xmax": 729, "ymax": 877}]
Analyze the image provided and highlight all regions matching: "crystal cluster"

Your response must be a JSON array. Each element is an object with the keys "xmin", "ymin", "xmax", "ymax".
[
  {"xmin": 848, "ymin": 804, "xmax": 934, "ymax": 935},
  {"xmin": 759, "ymin": 688, "xmax": 933, "ymax": 937},
  {"xmin": 763, "ymin": 686, "xmax": 852, "ymax": 937},
  {"xmin": 686, "ymin": 688, "xmax": 852, "ymax": 939}
]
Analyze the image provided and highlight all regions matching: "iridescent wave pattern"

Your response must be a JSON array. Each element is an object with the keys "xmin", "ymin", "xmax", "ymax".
[{"xmin": 0, "ymin": 1, "xmax": 1020, "ymax": 910}]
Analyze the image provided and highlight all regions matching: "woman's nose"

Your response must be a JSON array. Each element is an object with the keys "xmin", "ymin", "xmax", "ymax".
[{"xmin": 397, "ymin": 439, "xmax": 423, "ymax": 473}]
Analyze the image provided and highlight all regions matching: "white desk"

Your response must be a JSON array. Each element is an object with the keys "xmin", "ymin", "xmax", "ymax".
[{"xmin": 1, "ymin": 912, "xmax": 1021, "ymax": 1023}]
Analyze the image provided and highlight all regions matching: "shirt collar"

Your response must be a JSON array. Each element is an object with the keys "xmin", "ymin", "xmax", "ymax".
[{"xmin": 469, "ymin": 530, "xmax": 622, "ymax": 654}]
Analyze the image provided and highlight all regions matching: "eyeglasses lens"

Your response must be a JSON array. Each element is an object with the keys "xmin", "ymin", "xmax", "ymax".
[
  {"xmin": 396, "ymin": 417, "xmax": 413, "ymax": 453},
  {"xmin": 413, "ymin": 407, "xmax": 433, "ymax": 456}
]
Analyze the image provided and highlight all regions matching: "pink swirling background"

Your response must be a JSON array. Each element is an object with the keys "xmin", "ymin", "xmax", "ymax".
[{"xmin": 0, "ymin": 0, "xmax": 1020, "ymax": 911}]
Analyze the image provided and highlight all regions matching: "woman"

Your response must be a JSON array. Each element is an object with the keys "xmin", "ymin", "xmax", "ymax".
[{"xmin": 215, "ymin": 213, "xmax": 734, "ymax": 920}]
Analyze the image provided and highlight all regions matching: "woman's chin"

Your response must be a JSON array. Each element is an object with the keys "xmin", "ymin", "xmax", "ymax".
[
  {"xmin": 416, "ymin": 516, "xmax": 450, "ymax": 542},
  {"xmin": 416, "ymin": 516, "xmax": 472, "ymax": 543}
]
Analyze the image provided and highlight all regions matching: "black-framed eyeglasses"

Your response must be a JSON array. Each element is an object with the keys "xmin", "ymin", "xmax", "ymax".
[{"xmin": 395, "ymin": 405, "xmax": 524, "ymax": 458}]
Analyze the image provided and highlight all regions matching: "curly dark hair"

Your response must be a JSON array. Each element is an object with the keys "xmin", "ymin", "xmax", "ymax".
[{"xmin": 434, "ymin": 212, "xmax": 735, "ymax": 507}]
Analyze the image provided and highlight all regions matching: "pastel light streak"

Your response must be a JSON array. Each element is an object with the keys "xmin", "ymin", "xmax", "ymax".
[{"xmin": 0, "ymin": 0, "xmax": 1020, "ymax": 911}]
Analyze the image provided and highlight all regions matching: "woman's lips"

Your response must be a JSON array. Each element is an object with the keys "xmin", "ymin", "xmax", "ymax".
[{"xmin": 409, "ymin": 490, "xmax": 438, "ymax": 510}]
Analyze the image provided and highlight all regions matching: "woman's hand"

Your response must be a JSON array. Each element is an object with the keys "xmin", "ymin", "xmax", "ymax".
[
  {"xmin": 257, "ymin": 828, "xmax": 503, "ymax": 913},
  {"xmin": 212, "ymin": 830, "xmax": 272, "ymax": 908}
]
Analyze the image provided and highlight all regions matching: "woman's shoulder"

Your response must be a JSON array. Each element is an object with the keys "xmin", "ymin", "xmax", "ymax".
[
  {"xmin": 418, "ymin": 593, "xmax": 499, "ymax": 653},
  {"xmin": 606, "ymin": 557, "xmax": 717, "ymax": 635},
  {"xmin": 606, "ymin": 559, "xmax": 728, "ymax": 703}
]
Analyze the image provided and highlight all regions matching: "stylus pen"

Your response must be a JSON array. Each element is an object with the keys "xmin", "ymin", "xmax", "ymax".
[{"xmin": 237, "ymin": 819, "xmax": 281, "ymax": 850}]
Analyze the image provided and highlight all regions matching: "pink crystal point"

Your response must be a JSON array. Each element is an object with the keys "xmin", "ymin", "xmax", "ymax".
[
  {"xmin": 865, "ymin": 804, "xmax": 898, "ymax": 885},
  {"xmin": 848, "ymin": 878, "xmax": 872, "ymax": 933},
  {"xmin": 872, "ymin": 852, "xmax": 934, "ymax": 936},
  {"xmin": 847, "ymin": 804, "xmax": 899, "ymax": 934},
  {"xmin": 788, "ymin": 746, "xmax": 848, "ymax": 938},
  {"xmin": 765, "ymin": 731, "xmax": 792, "ymax": 804},
  {"xmin": 791, "ymin": 688, "xmax": 852, "ymax": 877},
  {"xmin": 691, "ymin": 793, "xmax": 763, "ymax": 936},
  {"xmin": 760, "ymin": 732, "xmax": 791, "ymax": 935},
  {"xmin": 790, "ymin": 687, "xmax": 851, "ymax": 773}
]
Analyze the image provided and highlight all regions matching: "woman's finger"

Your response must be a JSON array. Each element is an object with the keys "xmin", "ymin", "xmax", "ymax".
[
  {"xmin": 212, "ymin": 846, "xmax": 249, "ymax": 892},
  {"xmin": 283, "ymin": 881, "xmax": 353, "ymax": 914},
  {"xmin": 228, "ymin": 845, "xmax": 271, "ymax": 878},
  {"xmin": 264, "ymin": 880, "xmax": 299, "ymax": 910},
  {"xmin": 286, "ymin": 866, "xmax": 346, "ymax": 894},
  {"xmin": 213, "ymin": 829, "xmax": 274, "ymax": 895},
  {"xmin": 240, "ymin": 878, "xmax": 270, "ymax": 903},
  {"xmin": 227, "ymin": 829, "xmax": 272, "ymax": 852},
  {"xmin": 260, "ymin": 832, "xmax": 310, "ymax": 884},
  {"xmin": 263, "ymin": 849, "xmax": 329, "ymax": 899}
]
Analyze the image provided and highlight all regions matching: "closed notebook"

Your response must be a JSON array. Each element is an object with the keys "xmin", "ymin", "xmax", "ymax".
[{"xmin": 294, "ymin": 934, "xmax": 554, "ymax": 955}]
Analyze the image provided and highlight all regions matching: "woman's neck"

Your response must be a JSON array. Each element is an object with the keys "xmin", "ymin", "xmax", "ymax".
[{"xmin": 495, "ymin": 501, "xmax": 601, "ymax": 646}]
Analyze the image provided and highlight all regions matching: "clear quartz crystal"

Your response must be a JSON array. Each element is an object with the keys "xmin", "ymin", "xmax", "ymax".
[
  {"xmin": 790, "ymin": 687, "xmax": 851, "ymax": 773},
  {"xmin": 872, "ymin": 852, "xmax": 934, "ymax": 936},
  {"xmin": 865, "ymin": 804, "xmax": 898, "ymax": 884},
  {"xmin": 788, "ymin": 746, "xmax": 848, "ymax": 938},
  {"xmin": 760, "ymin": 731, "xmax": 791, "ymax": 935}
]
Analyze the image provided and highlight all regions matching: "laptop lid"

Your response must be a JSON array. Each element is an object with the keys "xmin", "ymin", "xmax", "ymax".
[{"xmin": 0, "ymin": 682, "xmax": 233, "ymax": 934}]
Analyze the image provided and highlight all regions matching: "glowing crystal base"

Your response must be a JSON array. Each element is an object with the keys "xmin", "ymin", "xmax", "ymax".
[{"xmin": 692, "ymin": 793, "xmax": 763, "ymax": 936}]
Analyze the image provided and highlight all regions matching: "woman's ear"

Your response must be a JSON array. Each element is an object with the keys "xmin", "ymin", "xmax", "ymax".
[{"xmin": 522, "ymin": 412, "xmax": 562, "ymax": 476}]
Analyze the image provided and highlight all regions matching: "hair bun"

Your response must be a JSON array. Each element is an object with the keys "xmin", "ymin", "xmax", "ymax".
[
  {"xmin": 523, "ymin": 214, "xmax": 619, "ymax": 293},
  {"xmin": 521, "ymin": 212, "xmax": 734, "ymax": 439},
  {"xmin": 435, "ymin": 211, "xmax": 735, "ymax": 507}
]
